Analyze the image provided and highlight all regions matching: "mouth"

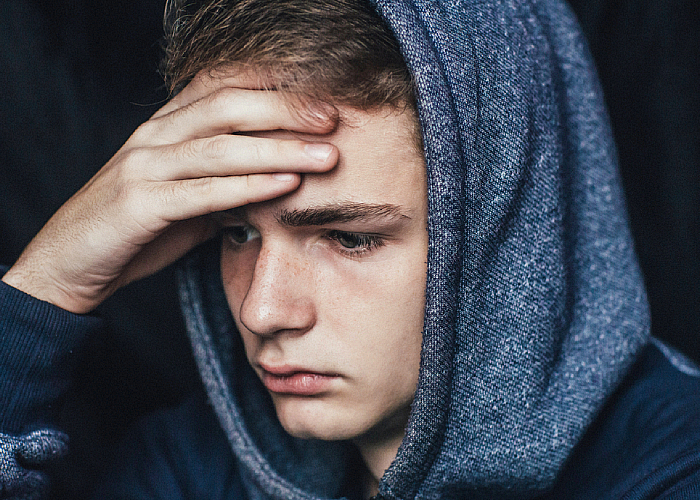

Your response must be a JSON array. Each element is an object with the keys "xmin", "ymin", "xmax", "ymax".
[{"xmin": 258, "ymin": 363, "xmax": 340, "ymax": 396}]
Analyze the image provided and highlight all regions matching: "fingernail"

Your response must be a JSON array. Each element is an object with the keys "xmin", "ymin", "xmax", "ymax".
[
  {"xmin": 272, "ymin": 173, "xmax": 297, "ymax": 182},
  {"xmin": 305, "ymin": 143, "xmax": 333, "ymax": 161}
]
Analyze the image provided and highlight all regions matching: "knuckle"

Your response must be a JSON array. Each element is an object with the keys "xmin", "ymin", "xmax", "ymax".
[
  {"xmin": 137, "ymin": 103, "xmax": 194, "ymax": 144},
  {"xmin": 201, "ymin": 136, "xmax": 229, "ymax": 160},
  {"xmin": 176, "ymin": 139, "xmax": 199, "ymax": 162},
  {"xmin": 212, "ymin": 87, "xmax": 240, "ymax": 107},
  {"xmin": 164, "ymin": 178, "xmax": 213, "ymax": 206},
  {"xmin": 142, "ymin": 182, "xmax": 181, "ymax": 215},
  {"xmin": 124, "ymin": 174, "xmax": 149, "ymax": 201},
  {"xmin": 205, "ymin": 88, "xmax": 243, "ymax": 123},
  {"xmin": 188, "ymin": 177, "xmax": 220, "ymax": 213},
  {"xmin": 133, "ymin": 119, "xmax": 160, "ymax": 141},
  {"xmin": 112, "ymin": 178, "xmax": 143, "ymax": 216},
  {"xmin": 119, "ymin": 148, "xmax": 150, "ymax": 178},
  {"xmin": 175, "ymin": 100, "xmax": 198, "ymax": 122},
  {"xmin": 202, "ymin": 88, "xmax": 228, "ymax": 112},
  {"xmin": 192, "ymin": 176, "xmax": 215, "ymax": 196},
  {"xmin": 276, "ymin": 139, "xmax": 291, "ymax": 159},
  {"xmin": 163, "ymin": 181, "xmax": 187, "ymax": 204},
  {"xmin": 250, "ymin": 140, "xmax": 266, "ymax": 164}
]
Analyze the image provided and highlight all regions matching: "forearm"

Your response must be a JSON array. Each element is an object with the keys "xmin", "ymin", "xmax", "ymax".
[{"xmin": 0, "ymin": 266, "xmax": 102, "ymax": 497}]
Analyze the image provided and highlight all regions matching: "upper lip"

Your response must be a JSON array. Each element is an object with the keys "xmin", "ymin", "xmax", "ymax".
[{"xmin": 257, "ymin": 362, "xmax": 338, "ymax": 377}]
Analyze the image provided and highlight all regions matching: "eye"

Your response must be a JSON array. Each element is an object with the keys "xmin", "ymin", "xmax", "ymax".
[
  {"xmin": 326, "ymin": 230, "xmax": 384, "ymax": 256},
  {"xmin": 335, "ymin": 232, "xmax": 363, "ymax": 249},
  {"xmin": 222, "ymin": 224, "xmax": 260, "ymax": 245}
]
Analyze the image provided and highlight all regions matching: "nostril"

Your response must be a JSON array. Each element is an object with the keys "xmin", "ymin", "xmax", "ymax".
[
  {"xmin": 233, "ymin": 244, "xmax": 317, "ymax": 338},
  {"xmin": 237, "ymin": 276, "xmax": 316, "ymax": 338},
  {"xmin": 238, "ymin": 299, "xmax": 275, "ymax": 337}
]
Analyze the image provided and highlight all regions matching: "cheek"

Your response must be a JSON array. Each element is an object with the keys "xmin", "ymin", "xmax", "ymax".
[{"xmin": 316, "ymin": 249, "xmax": 426, "ymax": 364}]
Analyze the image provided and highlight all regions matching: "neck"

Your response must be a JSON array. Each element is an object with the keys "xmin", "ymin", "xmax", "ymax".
[{"xmin": 354, "ymin": 428, "xmax": 405, "ymax": 497}]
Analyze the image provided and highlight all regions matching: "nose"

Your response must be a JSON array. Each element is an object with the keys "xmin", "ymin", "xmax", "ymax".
[{"xmin": 238, "ymin": 243, "xmax": 316, "ymax": 338}]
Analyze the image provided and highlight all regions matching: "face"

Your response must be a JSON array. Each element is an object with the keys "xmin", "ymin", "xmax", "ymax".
[{"xmin": 219, "ymin": 106, "xmax": 428, "ymax": 444}]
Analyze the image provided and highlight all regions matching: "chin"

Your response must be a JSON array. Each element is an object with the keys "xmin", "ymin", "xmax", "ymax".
[{"xmin": 272, "ymin": 394, "xmax": 369, "ymax": 441}]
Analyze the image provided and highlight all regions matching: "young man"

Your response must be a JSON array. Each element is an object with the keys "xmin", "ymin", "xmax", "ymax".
[{"xmin": 2, "ymin": 0, "xmax": 700, "ymax": 499}]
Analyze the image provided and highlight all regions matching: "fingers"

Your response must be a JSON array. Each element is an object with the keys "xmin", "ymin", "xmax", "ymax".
[
  {"xmin": 153, "ymin": 66, "xmax": 264, "ymax": 118},
  {"xmin": 139, "ymin": 87, "xmax": 336, "ymax": 147},
  {"xmin": 154, "ymin": 173, "xmax": 304, "ymax": 222},
  {"xmin": 143, "ymin": 136, "xmax": 337, "ymax": 181}
]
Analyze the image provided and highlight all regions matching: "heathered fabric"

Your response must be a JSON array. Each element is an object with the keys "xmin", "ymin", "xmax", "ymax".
[
  {"xmin": 0, "ymin": 430, "xmax": 68, "ymax": 499},
  {"xmin": 177, "ymin": 0, "xmax": 650, "ymax": 498}
]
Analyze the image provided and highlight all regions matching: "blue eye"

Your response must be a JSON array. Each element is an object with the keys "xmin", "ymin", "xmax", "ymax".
[{"xmin": 223, "ymin": 225, "xmax": 260, "ymax": 245}]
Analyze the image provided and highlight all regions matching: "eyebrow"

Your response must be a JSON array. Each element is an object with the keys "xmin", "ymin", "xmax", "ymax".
[{"xmin": 275, "ymin": 202, "xmax": 411, "ymax": 227}]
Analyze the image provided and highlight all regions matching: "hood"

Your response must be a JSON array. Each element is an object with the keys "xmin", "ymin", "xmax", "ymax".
[{"xmin": 177, "ymin": 0, "xmax": 650, "ymax": 498}]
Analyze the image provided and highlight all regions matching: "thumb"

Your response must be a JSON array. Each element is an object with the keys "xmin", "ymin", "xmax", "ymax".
[{"xmin": 118, "ymin": 216, "xmax": 219, "ymax": 287}]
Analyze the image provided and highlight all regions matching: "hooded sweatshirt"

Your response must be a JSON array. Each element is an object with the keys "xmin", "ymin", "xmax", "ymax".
[
  {"xmin": 169, "ymin": 0, "xmax": 698, "ymax": 497},
  {"xmin": 2, "ymin": 0, "xmax": 700, "ymax": 499}
]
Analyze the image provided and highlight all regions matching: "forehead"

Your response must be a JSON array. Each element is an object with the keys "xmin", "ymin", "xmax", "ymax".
[{"xmin": 250, "ymin": 106, "xmax": 427, "ymax": 218}]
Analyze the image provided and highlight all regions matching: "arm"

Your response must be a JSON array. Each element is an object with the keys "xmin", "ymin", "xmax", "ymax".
[{"xmin": 0, "ymin": 273, "xmax": 101, "ymax": 498}]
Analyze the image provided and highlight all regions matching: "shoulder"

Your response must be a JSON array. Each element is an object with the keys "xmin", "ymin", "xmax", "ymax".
[
  {"xmin": 548, "ymin": 340, "xmax": 700, "ymax": 500},
  {"xmin": 95, "ymin": 392, "xmax": 247, "ymax": 500}
]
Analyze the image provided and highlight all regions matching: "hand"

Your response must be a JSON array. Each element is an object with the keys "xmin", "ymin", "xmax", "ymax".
[{"xmin": 1, "ymin": 70, "xmax": 338, "ymax": 314}]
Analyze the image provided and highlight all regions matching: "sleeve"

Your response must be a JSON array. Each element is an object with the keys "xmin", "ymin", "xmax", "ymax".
[
  {"xmin": 90, "ymin": 394, "xmax": 247, "ymax": 500},
  {"xmin": 653, "ymin": 455, "xmax": 700, "ymax": 500},
  {"xmin": 0, "ymin": 270, "xmax": 102, "ymax": 499}
]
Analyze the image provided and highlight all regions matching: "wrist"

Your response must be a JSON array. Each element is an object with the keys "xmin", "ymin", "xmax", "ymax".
[{"xmin": 1, "ymin": 266, "xmax": 100, "ymax": 315}]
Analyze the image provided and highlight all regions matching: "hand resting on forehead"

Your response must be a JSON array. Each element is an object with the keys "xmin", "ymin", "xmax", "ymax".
[{"xmin": 1, "ymin": 70, "xmax": 339, "ymax": 314}]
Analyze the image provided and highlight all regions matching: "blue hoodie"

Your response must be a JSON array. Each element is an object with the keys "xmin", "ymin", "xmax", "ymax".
[
  {"xmin": 2, "ymin": 0, "xmax": 700, "ymax": 499},
  {"xmin": 171, "ymin": 0, "xmax": 699, "ymax": 497}
]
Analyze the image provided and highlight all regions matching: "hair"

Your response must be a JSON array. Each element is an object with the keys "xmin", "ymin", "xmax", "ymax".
[{"xmin": 161, "ymin": 0, "xmax": 416, "ymax": 112}]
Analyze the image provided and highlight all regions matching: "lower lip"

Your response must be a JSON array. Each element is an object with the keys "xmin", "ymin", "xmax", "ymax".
[{"xmin": 261, "ymin": 372, "xmax": 337, "ymax": 396}]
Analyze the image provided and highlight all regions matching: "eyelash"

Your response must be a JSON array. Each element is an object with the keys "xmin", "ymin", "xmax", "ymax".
[
  {"xmin": 220, "ymin": 225, "xmax": 385, "ymax": 257},
  {"xmin": 221, "ymin": 225, "xmax": 261, "ymax": 246},
  {"xmin": 326, "ymin": 230, "xmax": 385, "ymax": 257}
]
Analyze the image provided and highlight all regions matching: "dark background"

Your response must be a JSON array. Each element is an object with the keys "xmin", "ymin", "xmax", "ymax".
[{"xmin": 1, "ymin": 0, "xmax": 698, "ymax": 497}]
